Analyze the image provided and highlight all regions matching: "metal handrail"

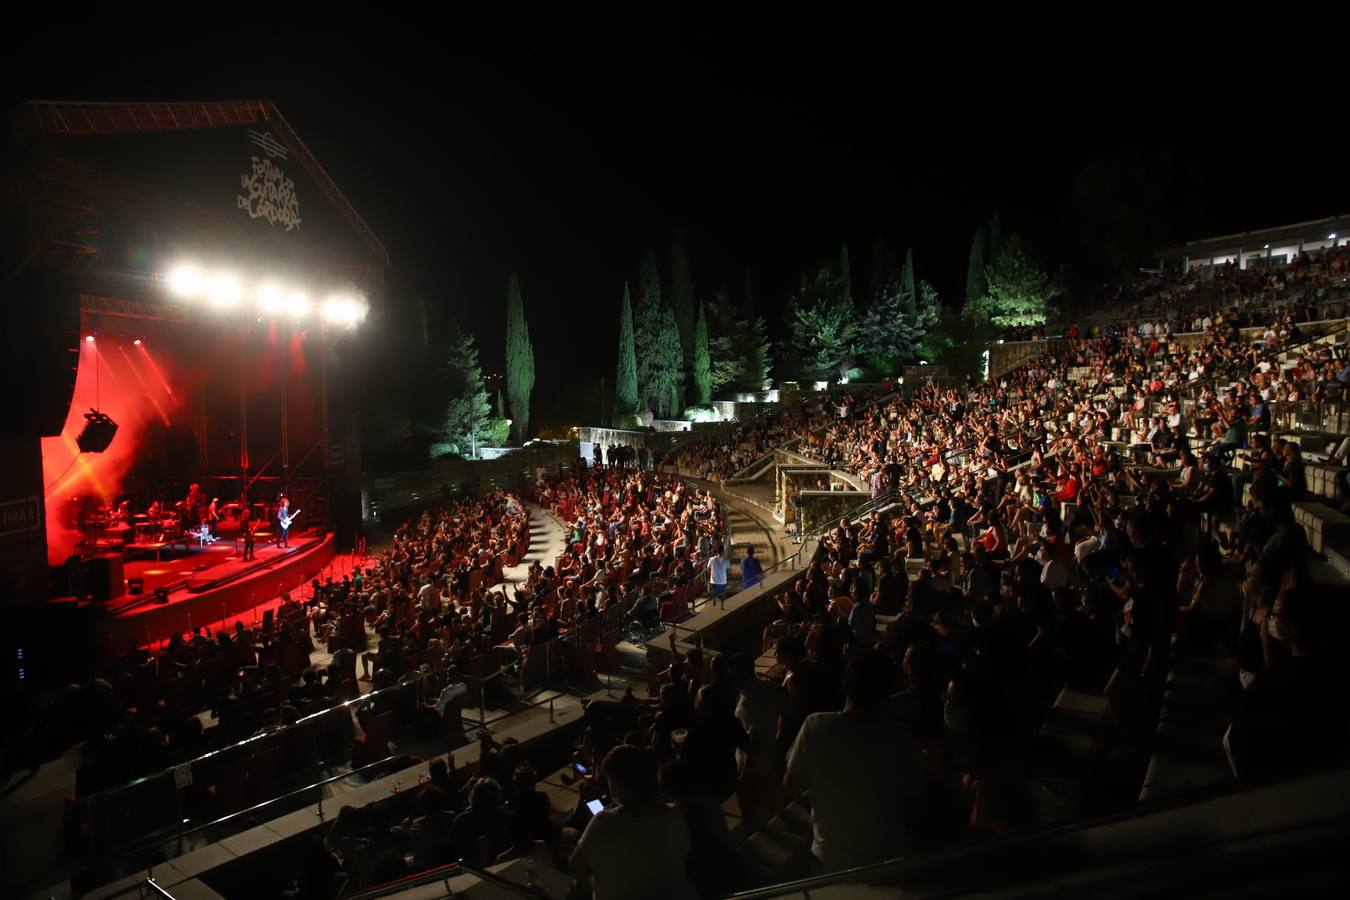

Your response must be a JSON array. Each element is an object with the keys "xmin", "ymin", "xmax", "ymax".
[
  {"xmin": 1178, "ymin": 318, "xmax": 1348, "ymax": 402},
  {"xmin": 343, "ymin": 859, "xmax": 547, "ymax": 900},
  {"xmin": 111, "ymin": 751, "xmax": 410, "ymax": 865},
  {"xmin": 724, "ymin": 761, "xmax": 1350, "ymax": 899},
  {"xmin": 80, "ymin": 670, "xmax": 430, "ymax": 808}
]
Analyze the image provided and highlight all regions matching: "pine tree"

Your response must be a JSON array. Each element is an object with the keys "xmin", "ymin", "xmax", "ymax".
[
  {"xmin": 916, "ymin": 279, "xmax": 953, "ymax": 364},
  {"xmin": 966, "ymin": 226, "xmax": 988, "ymax": 305},
  {"xmin": 786, "ymin": 264, "xmax": 856, "ymax": 381},
  {"xmin": 692, "ymin": 300, "xmax": 711, "ymax": 405},
  {"xmin": 440, "ymin": 320, "xmax": 493, "ymax": 458},
  {"xmin": 504, "ymin": 273, "xmax": 535, "ymax": 443},
  {"xmin": 615, "ymin": 282, "xmax": 639, "ymax": 416},
  {"xmin": 707, "ymin": 291, "xmax": 774, "ymax": 393},
  {"xmin": 858, "ymin": 248, "xmax": 925, "ymax": 375},
  {"xmin": 983, "ymin": 235, "xmax": 1055, "ymax": 327}
]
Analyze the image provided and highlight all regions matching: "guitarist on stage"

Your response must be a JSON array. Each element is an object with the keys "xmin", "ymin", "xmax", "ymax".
[
  {"xmin": 276, "ymin": 495, "xmax": 292, "ymax": 549},
  {"xmin": 240, "ymin": 505, "xmax": 256, "ymax": 560}
]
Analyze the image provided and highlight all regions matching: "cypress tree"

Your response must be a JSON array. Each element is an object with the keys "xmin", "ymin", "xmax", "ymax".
[
  {"xmin": 692, "ymin": 300, "xmax": 711, "ymax": 405},
  {"xmin": 615, "ymin": 282, "xmax": 639, "ymax": 416},
  {"xmin": 987, "ymin": 212, "xmax": 1003, "ymax": 265},
  {"xmin": 899, "ymin": 247, "xmax": 917, "ymax": 315},
  {"xmin": 838, "ymin": 243, "xmax": 853, "ymax": 304},
  {"xmin": 504, "ymin": 273, "xmax": 535, "ymax": 443},
  {"xmin": 635, "ymin": 248, "xmax": 681, "ymax": 415},
  {"xmin": 669, "ymin": 229, "xmax": 696, "ymax": 373},
  {"xmin": 966, "ymin": 226, "xmax": 988, "ymax": 305}
]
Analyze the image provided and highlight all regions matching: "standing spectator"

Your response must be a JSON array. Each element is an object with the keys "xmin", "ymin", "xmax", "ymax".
[
  {"xmin": 571, "ymin": 745, "xmax": 698, "ymax": 900},
  {"xmin": 740, "ymin": 546, "xmax": 764, "ymax": 590},
  {"xmin": 707, "ymin": 549, "xmax": 730, "ymax": 598},
  {"xmin": 784, "ymin": 650, "xmax": 927, "ymax": 872}
]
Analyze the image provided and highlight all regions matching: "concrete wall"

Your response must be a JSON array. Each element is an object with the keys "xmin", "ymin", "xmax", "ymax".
[{"xmin": 362, "ymin": 442, "xmax": 577, "ymax": 521}]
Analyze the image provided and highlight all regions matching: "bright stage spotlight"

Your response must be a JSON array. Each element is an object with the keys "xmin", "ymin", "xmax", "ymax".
[
  {"xmin": 257, "ymin": 283, "xmax": 286, "ymax": 315},
  {"xmin": 285, "ymin": 292, "xmax": 311, "ymax": 319},
  {"xmin": 133, "ymin": 338, "xmax": 142, "ymax": 346},
  {"xmin": 85, "ymin": 335, "xmax": 95, "ymax": 343},
  {"xmin": 167, "ymin": 265, "xmax": 203, "ymax": 298},
  {"xmin": 321, "ymin": 294, "xmax": 369, "ymax": 327},
  {"xmin": 206, "ymin": 274, "xmax": 242, "ymax": 308}
]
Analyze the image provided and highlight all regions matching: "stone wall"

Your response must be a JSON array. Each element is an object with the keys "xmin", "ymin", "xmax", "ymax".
[{"xmin": 797, "ymin": 489, "xmax": 870, "ymax": 535}]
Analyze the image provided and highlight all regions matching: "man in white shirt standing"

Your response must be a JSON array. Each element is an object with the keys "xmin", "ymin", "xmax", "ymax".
[
  {"xmin": 785, "ymin": 650, "xmax": 926, "ymax": 872},
  {"xmin": 707, "ymin": 550, "xmax": 730, "ymax": 598}
]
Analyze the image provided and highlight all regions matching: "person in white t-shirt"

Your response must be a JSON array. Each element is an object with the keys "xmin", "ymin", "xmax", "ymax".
[
  {"xmin": 707, "ymin": 550, "xmax": 731, "ymax": 597},
  {"xmin": 784, "ymin": 650, "xmax": 927, "ymax": 872},
  {"xmin": 572, "ymin": 745, "xmax": 698, "ymax": 900}
]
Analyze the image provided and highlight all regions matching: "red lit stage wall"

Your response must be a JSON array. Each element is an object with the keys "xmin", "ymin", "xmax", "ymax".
[{"xmin": 41, "ymin": 313, "xmax": 324, "ymax": 564}]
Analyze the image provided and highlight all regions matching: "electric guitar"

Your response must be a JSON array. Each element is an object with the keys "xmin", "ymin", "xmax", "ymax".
[{"xmin": 279, "ymin": 509, "xmax": 301, "ymax": 530}]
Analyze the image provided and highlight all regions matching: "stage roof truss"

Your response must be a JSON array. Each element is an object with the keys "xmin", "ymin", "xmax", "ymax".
[{"xmin": 15, "ymin": 100, "xmax": 390, "ymax": 271}]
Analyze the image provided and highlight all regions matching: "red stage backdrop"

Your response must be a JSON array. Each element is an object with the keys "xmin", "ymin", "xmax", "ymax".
[{"xmin": 41, "ymin": 331, "xmax": 189, "ymax": 564}]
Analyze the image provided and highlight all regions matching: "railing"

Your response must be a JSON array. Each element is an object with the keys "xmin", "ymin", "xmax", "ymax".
[
  {"xmin": 725, "ymin": 762, "xmax": 1350, "ymax": 899},
  {"xmin": 103, "ymin": 876, "xmax": 179, "ymax": 900},
  {"xmin": 1178, "ymin": 317, "xmax": 1347, "ymax": 402},
  {"xmin": 459, "ymin": 604, "xmax": 630, "ymax": 721},
  {"xmin": 87, "ymin": 752, "xmax": 411, "ymax": 900},
  {"xmin": 74, "ymin": 670, "xmax": 431, "ymax": 861},
  {"xmin": 341, "ymin": 860, "xmax": 546, "ymax": 900}
]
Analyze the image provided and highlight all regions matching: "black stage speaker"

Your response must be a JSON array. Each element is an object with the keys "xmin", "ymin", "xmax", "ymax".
[
  {"xmin": 83, "ymin": 553, "xmax": 125, "ymax": 603},
  {"xmin": 76, "ymin": 410, "xmax": 119, "ymax": 453},
  {"xmin": 1, "ymin": 267, "xmax": 81, "ymax": 438}
]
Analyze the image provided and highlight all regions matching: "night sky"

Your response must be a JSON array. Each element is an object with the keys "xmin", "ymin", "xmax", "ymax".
[{"xmin": 5, "ymin": 19, "xmax": 1346, "ymax": 425}]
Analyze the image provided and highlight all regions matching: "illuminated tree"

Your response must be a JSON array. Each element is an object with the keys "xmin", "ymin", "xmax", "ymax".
[
  {"xmin": 692, "ymin": 300, "xmax": 712, "ymax": 405},
  {"xmin": 859, "ymin": 248, "xmax": 925, "ymax": 374},
  {"xmin": 785, "ymin": 264, "xmax": 856, "ymax": 381},
  {"xmin": 615, "ymin": 282, "xmax": 639, "ymax": 415},
  {"xmin": 982, "ymin": 235, "xmax": 1055, "ymax": 327},
  {"xmin": 635, "ymin": 249, "xmax": 683, "ymax": 416},
  {"xmin": 440, "ymin": 320, "xmax": 494, "ymax": 458},
  {"xmin": 706, "ymin": 290, "xmax": 773, "ymax": 393},
  {"xmin": 504, "ymin": 273, "xmax": 534, "ymax": 442}
]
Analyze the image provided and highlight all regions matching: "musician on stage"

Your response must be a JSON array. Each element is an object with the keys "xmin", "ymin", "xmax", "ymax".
[
  {"xmin": 276, "ymin": 495, "xmax": 292, "ymax": 548},
  {"xmin": 240, "ymin": 505, "xmax": 256, "ymax": 560},
  {"xmin": 207, "ymin": 497, "xmax": 221, "ymax": 537}
]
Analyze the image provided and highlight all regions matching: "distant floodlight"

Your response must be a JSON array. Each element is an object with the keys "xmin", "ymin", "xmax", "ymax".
[
  {"xmin": 1331, "ymin": 233, "xmax": 1338, "ymax": 240},
  {"xmin": 257, "ymin": 283, "xmax": 285, "ymax": 314},
  {"xmin": 133, "ymin": 338, "xmax": 142, "ymax": 346},
  {"xmin": 321, "ymin": 294, "xmax": 368, "ymax": 327},
  {"xmin": 206, "ymin": 274, "xmax": 241, "ymax": 308},
  {"xmin": 166, "ymin": 264, "xmax": 204, "ymax": 298},
  {"xmin": 1263, "ymin": 244, "xmax": 1270, "ymax": 250},
  {"xmin": 285, "ymin": 292, "xmax": 311, "ymax": 319},
  {"xmin": 85, "ymin": 335, "xmax": 95, "ymax": 343}
]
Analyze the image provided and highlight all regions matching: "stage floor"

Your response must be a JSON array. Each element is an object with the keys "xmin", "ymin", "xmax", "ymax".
[
  {"xmin": 114, "ymin": 532, "xmax": 311, "ymax": 598},
  {"xmin": 58, "ymin": 528, "xmax": 339, "ymax": 649}
]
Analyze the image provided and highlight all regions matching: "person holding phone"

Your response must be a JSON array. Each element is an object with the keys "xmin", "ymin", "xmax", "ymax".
[{"xmin": 570, "ymin": 745, "xmax": 697, "ymax": 900}]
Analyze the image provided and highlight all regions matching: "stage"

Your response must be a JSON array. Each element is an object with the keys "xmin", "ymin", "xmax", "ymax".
[{"xmin": 57, "ymin": 527, "xmax": 338, "ymax": 651}]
